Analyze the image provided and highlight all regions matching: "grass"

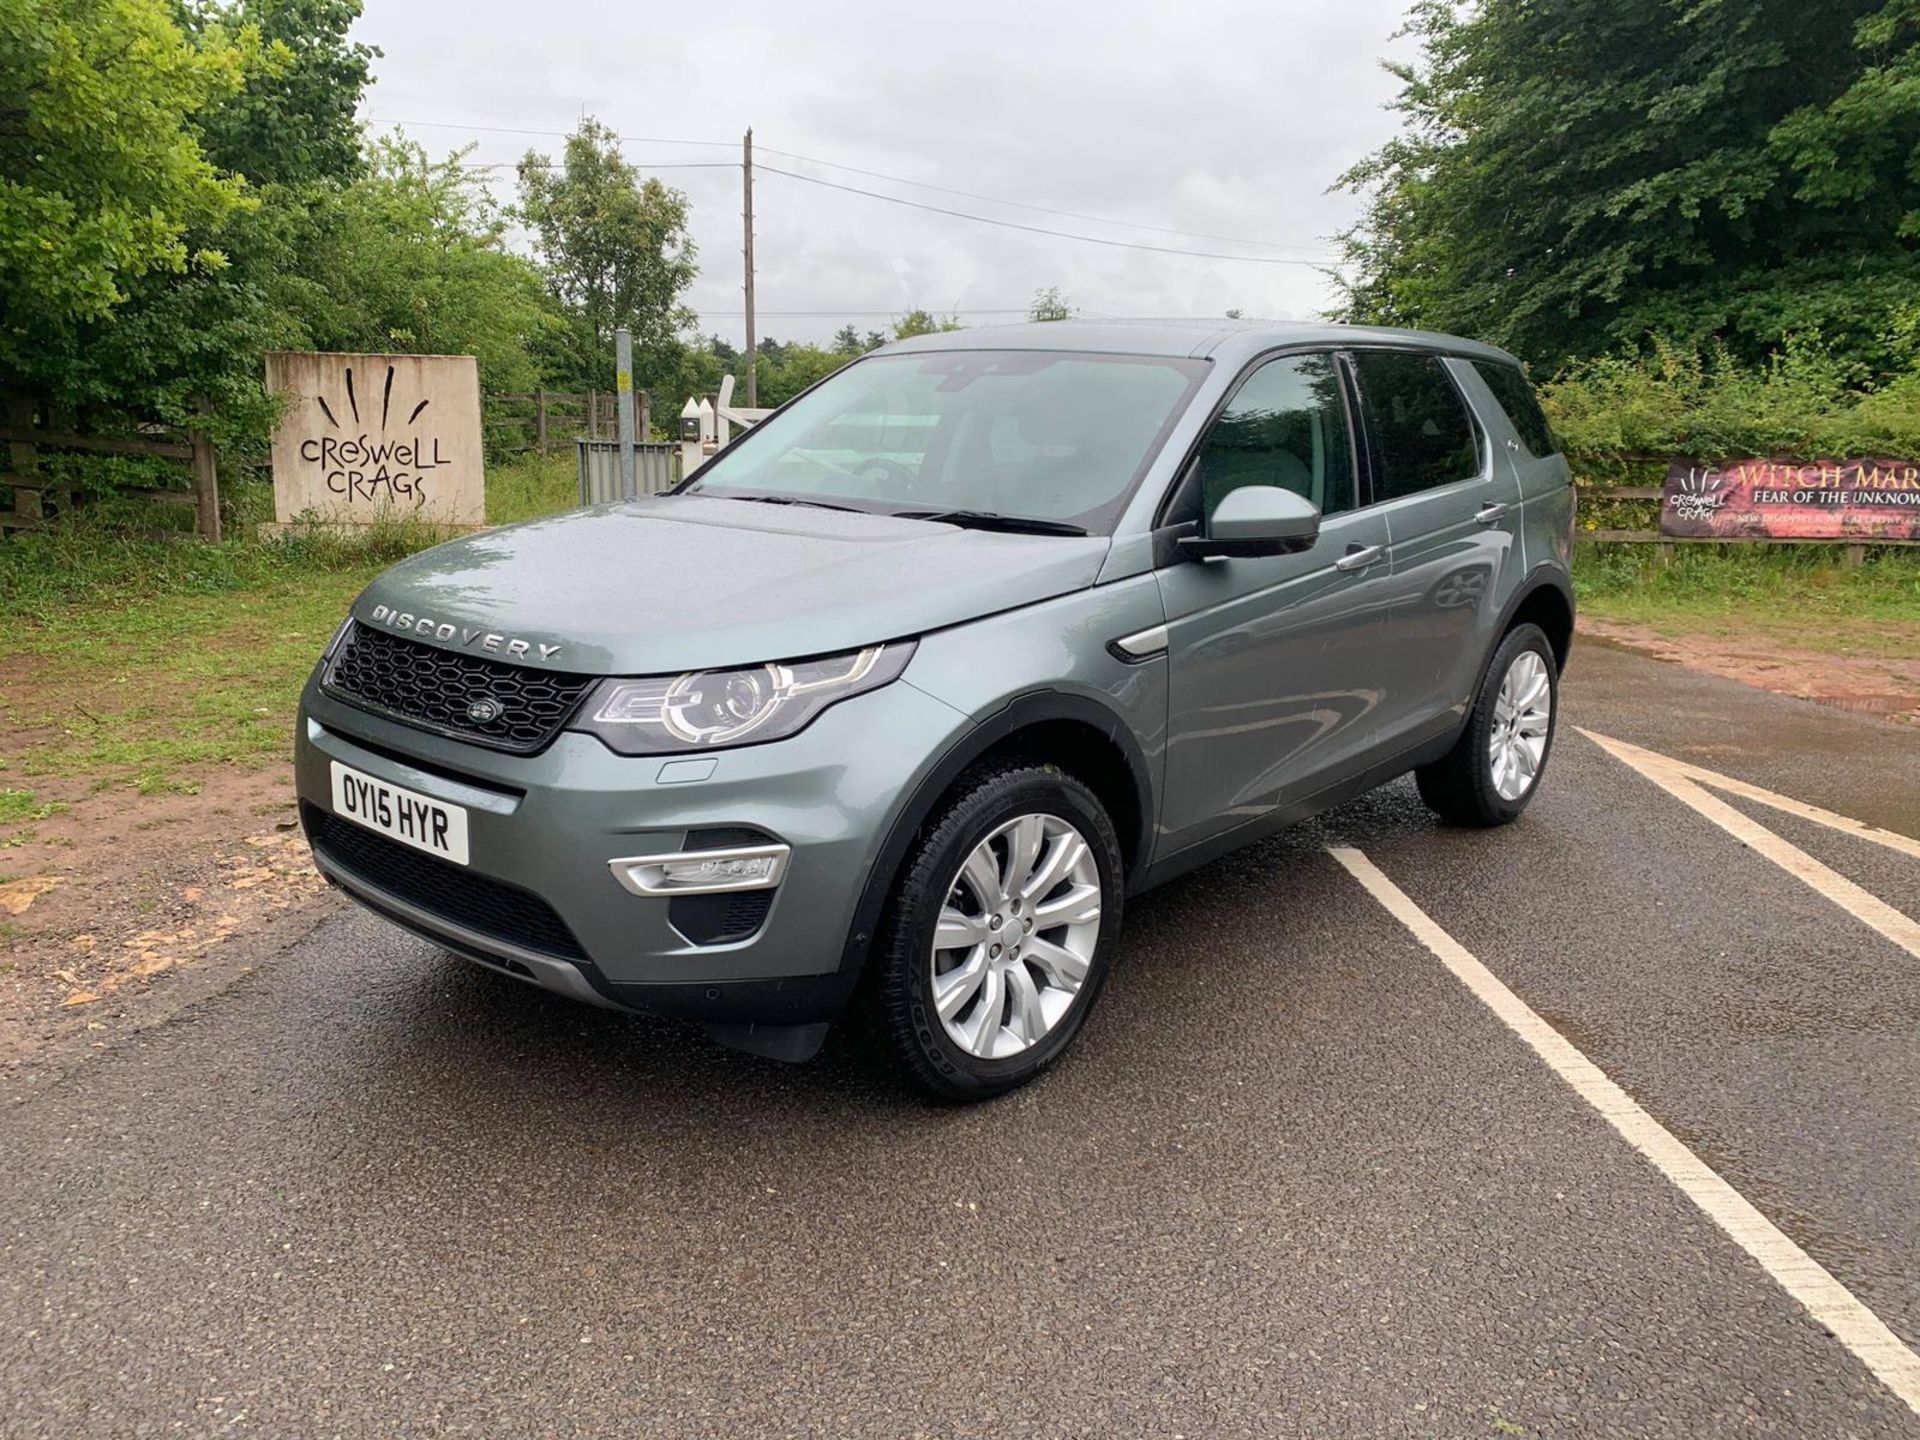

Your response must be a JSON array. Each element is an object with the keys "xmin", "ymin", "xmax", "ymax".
[
  {"xmin": 0, "ymin": 453, "xmax": 583, "ymax": 790},
  {"xmin": 0, "ymin": 790, "xmax": 68, "ymax": 825},
  {"xmin": 1574, "ymin": 545, "xmax": 1920, "ymax": 658}
]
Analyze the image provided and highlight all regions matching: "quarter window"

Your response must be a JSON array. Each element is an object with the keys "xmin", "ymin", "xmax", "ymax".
[
  {"xmin": 1349, "ymin": 351, "xmax": 1481, "ymax": 501},
  {"xmin": 1472, "ymin": 361, "xmax": 1559, "ymax": 458},
  {"xmin": 1184, "ymin": 351, "xmax": 1355, "ymax": 525}
]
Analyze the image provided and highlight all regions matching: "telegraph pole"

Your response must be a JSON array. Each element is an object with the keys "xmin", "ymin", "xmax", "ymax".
[{"xmin": 742, "ymin": 127, "xmax": 757, "ymax": 409}]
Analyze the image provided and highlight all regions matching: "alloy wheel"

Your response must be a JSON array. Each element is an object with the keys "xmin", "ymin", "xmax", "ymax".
[
  {"xmin": 929, "ymin": 813, "xmax": 1102, "ymax": 1060},
  {"xmin": 1489, "ymin": 649, "xmax": 1552, "ymax": 801}
]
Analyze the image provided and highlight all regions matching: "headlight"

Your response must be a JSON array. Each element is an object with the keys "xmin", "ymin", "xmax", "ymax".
[{"xmin": 572, "ymin": 642, "xmax": 916, "ymax": 755}]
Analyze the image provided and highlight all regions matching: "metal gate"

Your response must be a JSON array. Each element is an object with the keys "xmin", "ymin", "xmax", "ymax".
[{"xmin": 576, "ymin": 440, "xmax": 681, "ymax": 505}]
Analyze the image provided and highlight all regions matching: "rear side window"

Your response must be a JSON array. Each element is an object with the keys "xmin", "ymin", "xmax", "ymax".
[
  {"xmin": 1472, "ymin": 361, "xmax": 1559, "ymax": 458},
  {"xmin": 1348, "ymin": 350, "xmax": 1481, "ymax": 501}
]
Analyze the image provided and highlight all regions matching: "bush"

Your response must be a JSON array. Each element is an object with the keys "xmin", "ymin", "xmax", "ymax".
[{"xmin": 1541, "ymin": 332, "xmax": 1920, "ymax": 478}]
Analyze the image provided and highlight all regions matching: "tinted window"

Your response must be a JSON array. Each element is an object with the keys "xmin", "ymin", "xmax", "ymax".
[
  {"xmin": 1349, "ymin": 350, "xmax": 1480, "ymax": 501},
  {"xmin": 1473, "ymin": 361, "xmax": 1559, "ymax": 457},
  {"xmin": 687, "ymin": 350, "xmax": 1206, "ymax": 532},
  {"xmin": 1184, "ymin": 352, "xmax": 1355, "ymax": 525}
]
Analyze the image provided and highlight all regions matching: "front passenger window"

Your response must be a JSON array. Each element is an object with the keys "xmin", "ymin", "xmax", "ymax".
[{"xmin": 1186, "ymin": 352, "xmax": 1355, "ymax": 526}]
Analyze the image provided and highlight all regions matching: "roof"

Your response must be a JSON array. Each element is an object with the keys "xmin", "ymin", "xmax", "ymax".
[{"xmin": 883, "ymin": 317, "xmax": 1521, "ymax": 368}]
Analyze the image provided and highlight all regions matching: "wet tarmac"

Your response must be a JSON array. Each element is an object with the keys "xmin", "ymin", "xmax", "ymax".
[{"xmin": 2, "ymin": 642, "xmax": 1918, "ymax": 1437}]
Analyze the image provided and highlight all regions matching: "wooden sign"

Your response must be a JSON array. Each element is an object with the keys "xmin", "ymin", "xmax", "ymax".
[{"xmin": 265, "ymin": 352, "xmax": 485, "ymax": 529}]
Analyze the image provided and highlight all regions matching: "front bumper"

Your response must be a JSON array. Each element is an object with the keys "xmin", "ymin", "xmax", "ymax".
[{"xmin": 294, "ymin": 668, "xmax": 967, "ymax": 1046}]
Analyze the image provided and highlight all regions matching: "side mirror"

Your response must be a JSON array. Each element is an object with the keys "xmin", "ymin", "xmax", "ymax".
[{"xmin": 1178, "ymin": 485, "xmax": 1321, "ymax": 561}]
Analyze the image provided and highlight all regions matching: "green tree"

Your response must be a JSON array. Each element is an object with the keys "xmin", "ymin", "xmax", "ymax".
[
  {"xmin": 516, "ymin": 118, "xmax": 698, "ymax": 394},
  {"xmin": 280, "ymin": 136, "xmax": 554, "ymax": 395},
  {"xmin": 1028, "ymin": 286, "xmax": 1074, "ymax": 322},
  {"xmin": 1335, "ymin": 0, "xmax": 1920, "ymax": 377},
  {"xmin": 0, "ymin": 0, "xmax": 256, "ymax": 377},
  {"xmin": 892, "ymin": 308, "xmax": 964, "ymax": 340},
  {"xmin": 741, "ymin": 341, "xmax": 849, "ymax": 407},
  {"xmin": 192, "ymin": 0, "xmax": 378, "ymax": 187},
  {"xmin": 831, "ymin": 323, "xmax": 864, "ymax": 355}
]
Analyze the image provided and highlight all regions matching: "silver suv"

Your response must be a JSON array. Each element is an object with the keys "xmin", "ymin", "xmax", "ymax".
[{"xmin": 295, "ymin": 321, "xmax": 1575, "ymax": 1098}]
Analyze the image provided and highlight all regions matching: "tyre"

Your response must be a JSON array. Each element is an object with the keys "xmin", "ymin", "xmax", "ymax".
[
  {"xmin": 1415, "ymin": 622, "xmax": 1559, "ymax": 827},
  {"xmin": 873, "ymin": 760, "xmax": 1124, "ymax": 1100}
]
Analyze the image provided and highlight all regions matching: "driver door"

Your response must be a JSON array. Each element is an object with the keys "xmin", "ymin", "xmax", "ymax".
[{"xmin": 1153, "ymin": 351, "xmax": 1391, "ymax": 853}]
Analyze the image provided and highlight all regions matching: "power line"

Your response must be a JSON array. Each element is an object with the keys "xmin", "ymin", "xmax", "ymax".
[
  {"xmin": 755, "ymin": 145, "xmax": 1326, "ymax": 254},
  {"xmin": 755, "ymin": 165, "xmax": 1333, "ymax": 266},
  {"xmin": 376, "ymin": 116, "xmax": 1331, "ymax": 258},
  {"xmin": 455, "ymin": 159, "xmax": 737, "ymax": 172},
  {"xmin": 377, "ymin": 117, "xmax": 737, "ymax": 150}
]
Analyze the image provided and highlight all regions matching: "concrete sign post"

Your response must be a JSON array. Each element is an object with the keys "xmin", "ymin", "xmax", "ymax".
[
  {"xmin": 615, "ymin": 327, "xmax": 637, "ymax": 501},
  {"xmin": 264, "ymin": 351, "xmax": 485, "ymax": 532}
]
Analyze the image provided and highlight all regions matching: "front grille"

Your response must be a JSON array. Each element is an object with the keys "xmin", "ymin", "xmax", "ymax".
[
  {"xmin": 304, "ymin": 802, "xmax": 587, "ymax": 960},
  {"xmin": 323, "ymin": 621, "xmax": 595, "ymax": 755}
]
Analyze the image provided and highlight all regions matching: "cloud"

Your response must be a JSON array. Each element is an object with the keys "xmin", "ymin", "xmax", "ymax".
[{"xmin": 356, "ymin": 0, "xmax": 1414, "ymax": 345}]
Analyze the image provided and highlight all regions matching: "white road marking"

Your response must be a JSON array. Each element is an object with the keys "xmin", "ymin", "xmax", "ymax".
[
  {"xmin": 1582, "ymin": 730, "xmax": 1920, "ymax": 963},
  {"xmin": 1326, "ymin": 844, "xmax": 1920, "ymax": 1418},
  {"xmin": 1579, "ymin": 728, "xmax": 1920, "ymax": 862}
]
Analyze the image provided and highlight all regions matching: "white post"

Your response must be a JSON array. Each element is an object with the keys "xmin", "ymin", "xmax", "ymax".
[{"xmin": 679, "ymin": 396, "xmax": 704, "ymax": 478}]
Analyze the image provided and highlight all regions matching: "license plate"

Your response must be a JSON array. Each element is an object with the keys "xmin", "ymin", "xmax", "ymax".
[{"xmin": 329, "ymin": 761, "xmax": 470, "ymax": 866}]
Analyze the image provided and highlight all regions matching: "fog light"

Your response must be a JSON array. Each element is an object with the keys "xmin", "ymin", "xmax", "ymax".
[{"xmin": 609, "ymin": 844, "xmax": 789, "ymax": 897}]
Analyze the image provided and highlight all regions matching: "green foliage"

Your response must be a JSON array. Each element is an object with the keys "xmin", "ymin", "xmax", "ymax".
[
  {"xmin": 1542, "ymin": 333, "xmax": 1920, "ymax": 468},
  {"xmin": 516, "ymin": 118, "xmax": 699, "ymax": 397},
  {"xmin": 191, "ymin": 0, "xmax": 378, "ymax": 187},
  {"xmin": 891, "ymin": 309, "xmax": 965, "ymax": 340},
  {"xmin": 1335, "ymin": 0, "xmax": 1920, "ymax": 377},
  {"xmin": 275, "ymin": 135, "xmax": 556, "ymax": 396},
  {"xmin": 0, "ymin": 0, "xmax": 256, "ymax": 371},
  {"xmin": 741, "ymin": 343, "xmax": 852, "ymax": 407},
  {"xmin": 1028, "ymin": 286, "xmax": 1074, "ymax": 322}
]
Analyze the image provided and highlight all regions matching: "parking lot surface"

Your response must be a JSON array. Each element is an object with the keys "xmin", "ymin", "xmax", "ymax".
[{"xmin": 3, "ymin": 640, "xmax": 1918, "ymax": 1438}]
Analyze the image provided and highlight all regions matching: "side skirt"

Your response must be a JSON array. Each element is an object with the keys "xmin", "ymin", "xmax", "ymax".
[{"xmin": 1135, "ymin": 725, "xmax": 1461, "ymax": 893}]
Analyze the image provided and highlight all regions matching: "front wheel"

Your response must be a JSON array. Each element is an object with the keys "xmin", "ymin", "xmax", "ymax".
[
  {"xmin": 1415, "ymin": 623, "xmax": 1559, "ymax": 827},
  {"xmin": 873, "ymin": 761, "xmax": 1123, "ymax": 1100}
]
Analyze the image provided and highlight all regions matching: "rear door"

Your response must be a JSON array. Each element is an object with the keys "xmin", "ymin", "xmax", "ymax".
[
  {"xmin": 1468, "ymin": 358, "xmax": 1576, "ymax": 577},
  {"xmin": 1153, "ymin": 350, "xmax": 1392, "ymax": 852},
  {"xmin": 1346, "ymin": 348, "xmax": 1524, "ymax": 752}
]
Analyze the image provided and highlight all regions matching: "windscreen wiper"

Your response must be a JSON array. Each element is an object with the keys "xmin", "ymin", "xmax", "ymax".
[
  {"xmin": 890, "ymin": 508, "xmax": 1090, "ymax": 537},
  {"xmin": 709, "ymin": 492, "xmax": 874, "ymax": 514}
]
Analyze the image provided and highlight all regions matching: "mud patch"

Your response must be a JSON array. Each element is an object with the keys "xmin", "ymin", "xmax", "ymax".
[
  {"xmin": 0, "ymin": 765, "xmax": 339, "ymax": 1078},
  {"xmin": 1580, "ymin": 618, "xmax": 1920, "ymax": 724}
]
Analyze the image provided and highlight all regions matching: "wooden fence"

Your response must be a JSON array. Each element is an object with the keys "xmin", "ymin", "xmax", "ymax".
[
  {"xmin": 488, "ymin": 390, "xmax": 653, "ymax": 454},
  {"xmin": 0, "ymin": 395, "xmax": 220, "ymax": 541}
]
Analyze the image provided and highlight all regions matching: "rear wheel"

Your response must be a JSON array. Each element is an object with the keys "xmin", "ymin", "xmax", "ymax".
[
  {"xmin": 1415, "ymin": 623, "xmax": 1558, "ymax": 826},
  {"xmin": 873, "ymin": 761, "xmax": 1123, "ymax": 1100}
]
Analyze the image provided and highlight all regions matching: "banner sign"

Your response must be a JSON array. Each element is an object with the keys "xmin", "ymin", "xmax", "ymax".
[
  {"xmin": 1662, "ymin": 458, "xmax": 1920, "ymax": 540},
  {"xmin": 266, "ymin": 351, "xmax": 484, "ymax": 529}
]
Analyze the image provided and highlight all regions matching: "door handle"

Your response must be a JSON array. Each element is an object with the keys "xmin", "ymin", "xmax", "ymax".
[
  {"xmin": 1334, "ymin": 544, "xmax": 1384, "ymax": 572},
  {"xmin": 1475, "ymin": 503, "xmax": 1512, "ymax": 525}
]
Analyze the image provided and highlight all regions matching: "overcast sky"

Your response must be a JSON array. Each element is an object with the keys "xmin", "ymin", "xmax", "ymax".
[{"xmin": 354, "ymin": 0, "xmax": 1416, "ymax": 348}]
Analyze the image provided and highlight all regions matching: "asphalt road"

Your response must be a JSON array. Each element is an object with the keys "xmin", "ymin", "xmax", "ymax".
[{"xmin": 3, "ymin": 641, "xmax": 1918, "ymax": 1439}]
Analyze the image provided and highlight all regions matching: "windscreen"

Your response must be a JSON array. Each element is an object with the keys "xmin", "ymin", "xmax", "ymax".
[{"xmin": 685, "ymin": 350, "xmax": 1207, "ymax": 532}]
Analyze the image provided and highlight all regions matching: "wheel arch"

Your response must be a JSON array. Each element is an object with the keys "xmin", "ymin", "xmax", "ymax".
[
  {"xmin": 1502, "ymin": 567, "xmax": 1575, "ymax": 672},
  {"xmin": 837, "ymin": 689, "xmax": 1155, "ymax": 977}
]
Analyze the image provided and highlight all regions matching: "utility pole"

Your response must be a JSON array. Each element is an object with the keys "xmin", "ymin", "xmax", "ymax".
[{"xmin": 742, "ymin": 127, "xmax": 757, "ymax": 409}]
